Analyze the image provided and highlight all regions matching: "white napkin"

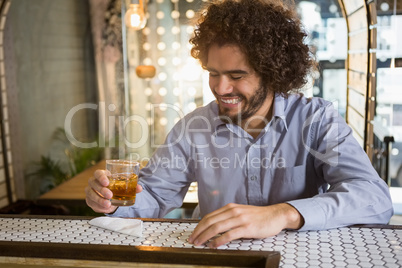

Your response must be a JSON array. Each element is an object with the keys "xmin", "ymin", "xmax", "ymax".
[{"xmin": 89, "ymin": 217, "xmax": 143, "ymax": 237}]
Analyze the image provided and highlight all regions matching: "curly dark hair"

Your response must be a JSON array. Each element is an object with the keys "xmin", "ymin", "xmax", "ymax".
[{"xmin": 190, "ymin": 0, "xmax": 317, "ymax": 95}]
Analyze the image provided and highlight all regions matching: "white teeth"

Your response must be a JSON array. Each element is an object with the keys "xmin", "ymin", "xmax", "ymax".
[{"xmin": 221, "ymin": 98, "xmax": 241, "ymax": 104}]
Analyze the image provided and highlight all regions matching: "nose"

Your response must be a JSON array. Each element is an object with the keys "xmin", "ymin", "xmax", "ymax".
[{"xmin": 211, "ymin": 76, "xmax": 233, "ymax": 96}]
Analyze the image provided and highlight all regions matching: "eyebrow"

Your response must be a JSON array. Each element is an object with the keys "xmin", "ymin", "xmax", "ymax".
[{"xmin": 206, "ymin": 67, "xmax": 249, "ymax": 75}]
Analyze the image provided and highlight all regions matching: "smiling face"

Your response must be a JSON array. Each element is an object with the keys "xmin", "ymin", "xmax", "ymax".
[{"xmin": 207, "ymin": 44, "xmax": 274, "ymax": 127}]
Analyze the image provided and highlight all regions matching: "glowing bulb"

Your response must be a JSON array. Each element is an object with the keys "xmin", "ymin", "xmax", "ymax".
[
  {"xmin": 131, "ymin": 13, "xmax": 141, "ymax": 27},
  {"xmin": 125, "ymin": 3, "xmax": 146, "ymax": 30}
]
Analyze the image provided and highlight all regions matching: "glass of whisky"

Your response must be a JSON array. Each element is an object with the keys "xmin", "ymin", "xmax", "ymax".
[{"xmin": 106, "ymin": 160, "xmax": 140, "ymax": 206}]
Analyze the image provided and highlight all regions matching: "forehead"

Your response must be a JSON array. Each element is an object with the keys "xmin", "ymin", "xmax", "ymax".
[{"xmin": 206, "ymin": 44, "xmax": 252, "ymax": 71}]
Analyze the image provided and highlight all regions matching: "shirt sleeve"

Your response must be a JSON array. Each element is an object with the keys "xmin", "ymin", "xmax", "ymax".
[
  {"xmin": 109, "ymin": 119, "xmax": 195, "ymax": 218},
  {"xmin": 287, "ymin": 103, "xmax": 394, "ymax": 231}
]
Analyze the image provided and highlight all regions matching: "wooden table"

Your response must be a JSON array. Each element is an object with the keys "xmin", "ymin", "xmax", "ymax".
[
  {"xmin": 1, "ymin": 215, "xmax": 402, "ymax": 267},
  {"xmin": 38, "ymin": 160, "xmax": 107, "ymax": 206},
  {"xmin": 37, "ymin": 160, "xmax": 199, "ymax": 209}
]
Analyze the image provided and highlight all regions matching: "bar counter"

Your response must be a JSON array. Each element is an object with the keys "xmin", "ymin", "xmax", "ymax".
[{"xmin": 0, "ymin": 215, "xmax": 401, "ymax": 267}]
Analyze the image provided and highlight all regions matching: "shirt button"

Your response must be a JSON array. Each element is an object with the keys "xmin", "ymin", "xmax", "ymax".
[{"xmin": 250, "ymin": 176, "xmax": 257, "ymax": 181}]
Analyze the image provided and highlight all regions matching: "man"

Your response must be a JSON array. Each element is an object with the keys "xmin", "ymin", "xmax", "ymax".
[{"xmin": 86, "ymin": 0, "xmax": 393, "ymax": 248}]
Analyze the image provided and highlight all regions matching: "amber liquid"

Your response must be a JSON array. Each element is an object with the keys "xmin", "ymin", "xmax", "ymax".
[{"xmin": 107, "ymin": 173, "xmax": 138, "ymax": 205}]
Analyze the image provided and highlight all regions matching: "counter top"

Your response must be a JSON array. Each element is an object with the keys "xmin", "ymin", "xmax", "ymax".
[{"xmin": 0, "ymin": 215, "xmax": 401, "ymax": 267}]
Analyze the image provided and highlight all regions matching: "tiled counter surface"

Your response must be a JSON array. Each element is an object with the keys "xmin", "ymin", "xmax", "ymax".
[{"xmin": 0, "ymin": 216, "xmax": 401, "ymax": 267}]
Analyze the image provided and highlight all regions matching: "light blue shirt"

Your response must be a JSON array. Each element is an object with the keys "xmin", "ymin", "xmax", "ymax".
[{"xmin": 112, "ymin": 94, "xmax": 393, "ymax": 230}]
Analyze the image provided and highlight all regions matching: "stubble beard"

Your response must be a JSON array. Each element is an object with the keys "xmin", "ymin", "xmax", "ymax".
[{"xmin": 218, "ymin": 83, "xmax": 269, "ymax": 126}]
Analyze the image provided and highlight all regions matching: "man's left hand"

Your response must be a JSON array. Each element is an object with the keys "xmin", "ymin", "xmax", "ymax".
[{"xmin": 188, "ymin": 203, "xmax": 304, "ymax": 248}]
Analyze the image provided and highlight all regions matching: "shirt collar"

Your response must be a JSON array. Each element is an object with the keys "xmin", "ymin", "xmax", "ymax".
[
  {"xmin": 210, "ymin": 101, "xmax": 226, "ymax": 131},
  {"xmin": 271, "ymin": 93, "xmax": 288, "ymax": 131}
]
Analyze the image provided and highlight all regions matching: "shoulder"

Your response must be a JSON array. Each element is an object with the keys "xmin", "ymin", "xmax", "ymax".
[
  {"xmin": 286, "ymin": 93, "xmax": 333, "ymax": 111},
  {"xmin": 283, "ymin": 93, "xmax": 337, "ymax": 120},
  {"xmin": 281, "ymin": 93, "xmax": 346, "ymax": 132}
]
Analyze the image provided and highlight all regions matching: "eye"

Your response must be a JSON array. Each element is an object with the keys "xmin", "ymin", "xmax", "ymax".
[
  {"xmin": 230, "ymin": 75, "xmax": 242, "ymax": 80},
  {"xmin": 209, "ymin": 72, "xmax": 219, "ymax": 77}
]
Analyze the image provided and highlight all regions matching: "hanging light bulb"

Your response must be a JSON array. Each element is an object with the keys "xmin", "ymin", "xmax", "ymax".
[{"xmin": 125, "ymin": 0, "xmax": 147, "ymax": 30}]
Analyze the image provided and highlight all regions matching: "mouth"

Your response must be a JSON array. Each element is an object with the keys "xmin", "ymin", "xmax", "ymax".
[{"xmin": 220, "ymin": 97, "xmax": 242, "ymax": 105}]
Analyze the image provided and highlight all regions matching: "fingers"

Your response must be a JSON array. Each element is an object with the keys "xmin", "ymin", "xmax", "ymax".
[
  {"xmin": 208, "ymin": 227, "xmax": 245, "ymax": 248},
  {"xmin": 189, "ymin": 203, "xmax": 243, "ymax": 246},
  {"xmin": 189, "ymin": 206, "xmax": 225, "ymax": 242},
  {"xmin": 90, "ymin": 170, "xmax": 112, "ymax": 199},
  {"xmin": 194, "ymin": 217, "xmax": 244, "ymax": 248},
  {"xmin": 94, "ymin": 169, "xmax": 110, "ymax": 187},
  {"xmin": 189, "ymin": 204, "xmax": 289, "ymax": 248},
  {"xmin": 85, "ymin": 185, "xmax": 114, "ymax": 213},
  {"xmin": 85, "ymin": 170, "xmax": 116, "ymax": 214},
  {"xmin": 86, "ymin": 169, "xmax": 143, "ymax": 214}
]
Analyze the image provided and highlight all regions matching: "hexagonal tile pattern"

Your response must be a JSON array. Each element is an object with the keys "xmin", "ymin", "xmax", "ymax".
[{"xmin": 0, "ymin": 217, "xmax": 401, "ymax": 267}]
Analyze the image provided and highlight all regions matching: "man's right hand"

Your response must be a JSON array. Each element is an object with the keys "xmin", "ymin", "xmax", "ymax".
[{"xmin": 85, "ymin": 169, "xmax": 142, "ymax": 214}]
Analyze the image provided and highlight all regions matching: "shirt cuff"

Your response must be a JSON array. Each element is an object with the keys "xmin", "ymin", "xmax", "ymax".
[{"xmin": 287, "ymin": 198, "xmax": 327, "ymax": 231}]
